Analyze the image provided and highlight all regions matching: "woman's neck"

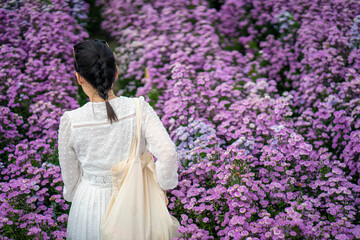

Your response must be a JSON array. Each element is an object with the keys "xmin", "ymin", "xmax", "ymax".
[{"xmin": 89, "ymin": 91, "xmax": 118, "ymax": 103}]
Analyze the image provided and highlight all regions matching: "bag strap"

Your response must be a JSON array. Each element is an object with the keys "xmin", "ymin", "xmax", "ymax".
[{"xmin": 128, "ymin": 97, "xmax": 142, "ymax": 160}]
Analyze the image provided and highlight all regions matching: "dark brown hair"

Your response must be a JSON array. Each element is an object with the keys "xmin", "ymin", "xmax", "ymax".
[{"xmin": 73, "ymin": 39, "xmax": 118, "ymax": 123}]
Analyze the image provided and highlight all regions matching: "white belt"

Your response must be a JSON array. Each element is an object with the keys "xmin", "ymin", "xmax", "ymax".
[{"xmin": 81, "ymin": 170, "xmax": 112, "ymax": 187}]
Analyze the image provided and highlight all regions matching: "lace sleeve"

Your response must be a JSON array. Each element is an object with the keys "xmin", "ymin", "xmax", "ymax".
[
  {"xmin": 139, "ymin": 96, "xmax": 179, "ymax": 190},
  {"xmin": 58, "ymin": 111, "xmax": 81, "ymax": 202}
]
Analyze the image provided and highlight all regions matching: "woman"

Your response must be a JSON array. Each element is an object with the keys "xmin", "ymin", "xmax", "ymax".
[{"xmin": 58, "ymin": 39, "xmax": 179, "ymax": 239}]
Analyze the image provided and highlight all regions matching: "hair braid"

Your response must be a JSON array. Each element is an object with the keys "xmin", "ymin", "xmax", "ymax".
[
  {"xmin": 94, "ymin": 57, "xmax": 111, "ymax": 100},
  {"xmin": 96, "ymin": 56, "xmax": 118, "ymax": 123}
]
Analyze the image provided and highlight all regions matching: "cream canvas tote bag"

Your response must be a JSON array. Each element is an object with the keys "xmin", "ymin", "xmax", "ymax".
[{"xmin": 101, "ymin": 97, "xmax": 180, "ymax": 240}]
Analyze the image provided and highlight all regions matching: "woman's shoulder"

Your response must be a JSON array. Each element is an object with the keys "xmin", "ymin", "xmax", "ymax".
[
  {"xmin": 64, "ymin": 103, "xmax": 88, "ymax": 118},
  {"xmin": 62, "ymin": 96, "xmax": 144, "ymax": 123}
]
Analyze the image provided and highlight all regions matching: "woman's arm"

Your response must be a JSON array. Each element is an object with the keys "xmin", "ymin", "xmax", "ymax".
[
  {"xmin": 58, "ymin": 111, "xmax": 81, "ymax": 202},
  {"xmin": 140, "ymin": 96, "xmax": 179, "ymax": 190}
]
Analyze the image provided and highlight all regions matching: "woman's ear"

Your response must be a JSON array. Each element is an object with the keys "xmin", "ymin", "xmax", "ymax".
[
  {"xmin": 115, "ymin": 66, "xmax": 119, "ymax": 79},
  {"xmin": 75, "ymin": 72, "xmax": 84, "ymax": 85}
]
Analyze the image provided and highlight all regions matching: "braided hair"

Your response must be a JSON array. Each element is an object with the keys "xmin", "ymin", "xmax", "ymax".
[{"xmin": 73, "ymin": 39, "xmax": 118, "ymax": 124}]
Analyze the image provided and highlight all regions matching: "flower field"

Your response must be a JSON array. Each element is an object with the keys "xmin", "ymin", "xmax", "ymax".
[
  {"xmin": 1, "ymin": 0, "xmax": 360, "ymax": 239},
  {"xmin": 0, "ymin": 0, "xmax": 88, "ymax": 238}
]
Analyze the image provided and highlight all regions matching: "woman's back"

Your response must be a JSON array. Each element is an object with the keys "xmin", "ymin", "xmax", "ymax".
[{"xmin": 58, "ymin": 95, "xmax": 178, "ymax": 239}]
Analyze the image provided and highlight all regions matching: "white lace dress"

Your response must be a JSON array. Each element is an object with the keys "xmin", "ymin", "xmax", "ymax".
[{"xmin": 58, "ymin": 96, "xmax": 178, "ymax": 240}]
